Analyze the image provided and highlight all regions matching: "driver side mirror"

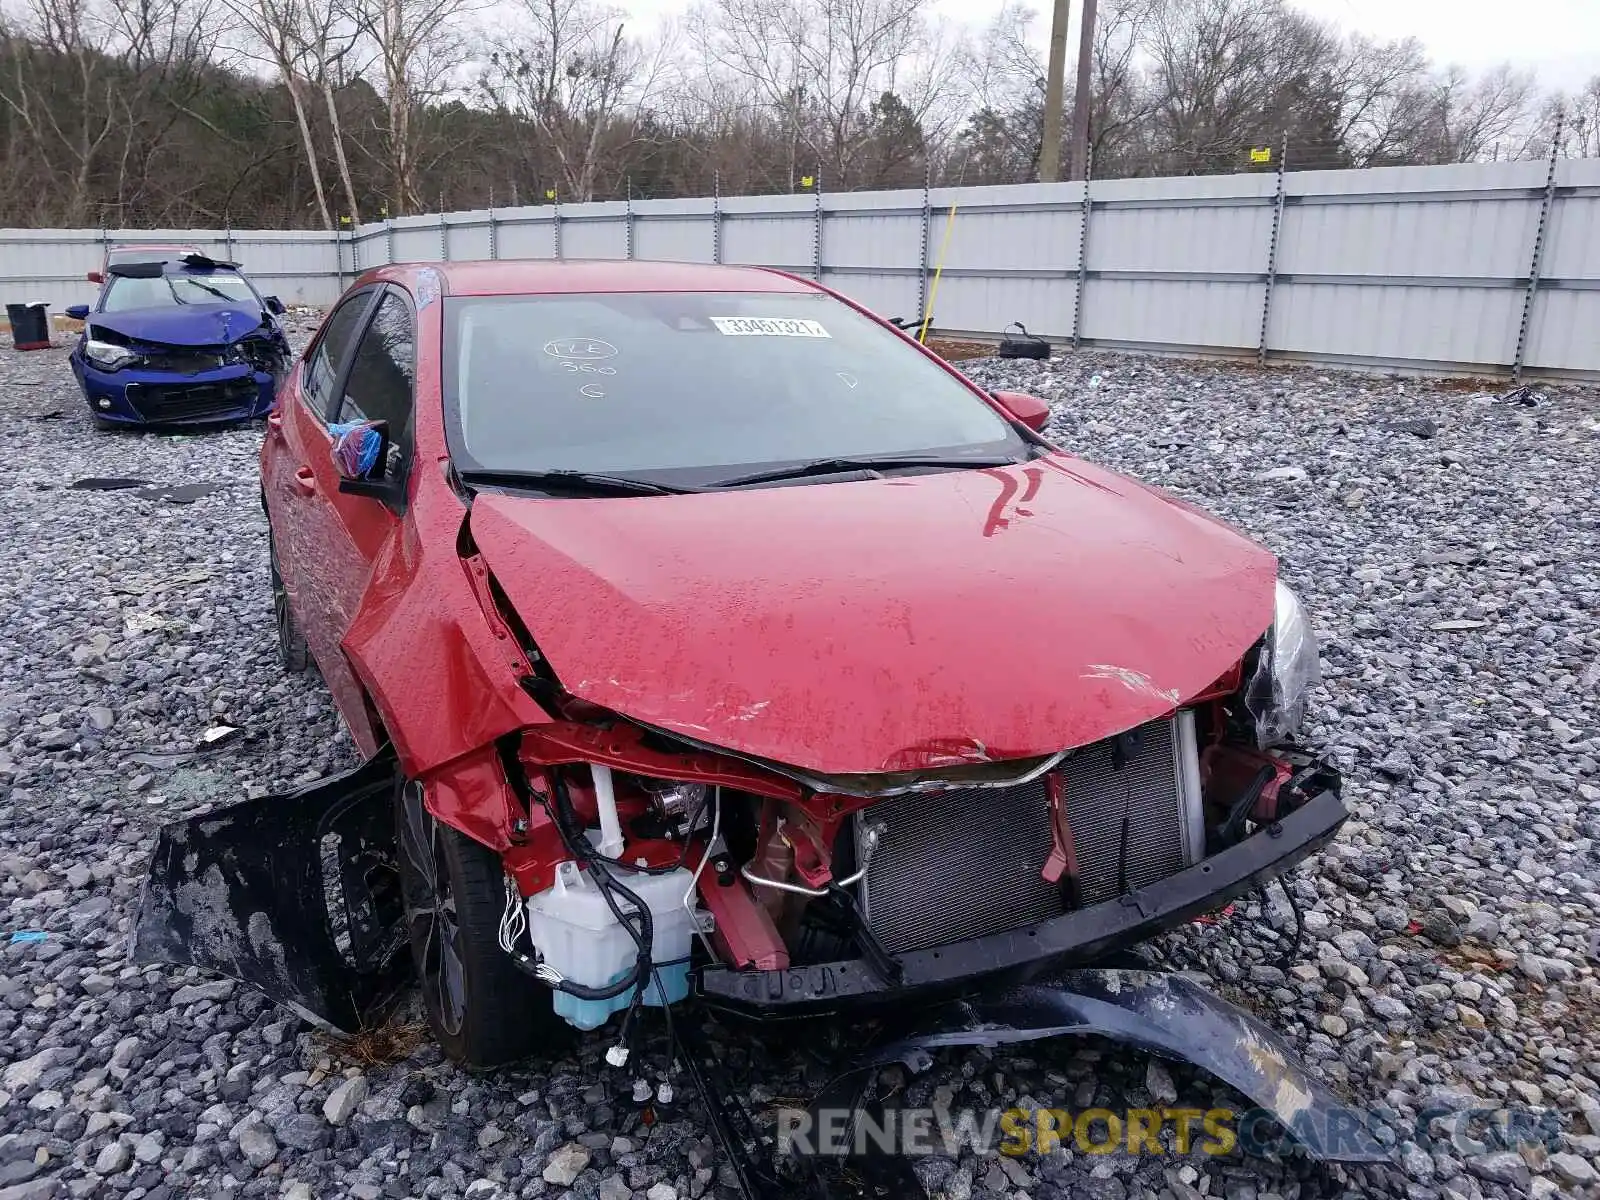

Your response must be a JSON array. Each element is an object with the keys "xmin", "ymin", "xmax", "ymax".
[
  {"xmin": 332, "ymin": 420, "xmax": 400, "ymax": 501},
  {"xmin": 65, "ymin": 304, "xmax": 90, "ymax": 322},
  {"xmin": 86, "ymin": 270, "xmax": 103, "ymax": 284},
  {"xmin": 264, "ymin": 295, "xmax": 286, "ymax": 316},
  {"xmin": 989, "ymin": 390, "xmax": 1052, "ymax": 433}
]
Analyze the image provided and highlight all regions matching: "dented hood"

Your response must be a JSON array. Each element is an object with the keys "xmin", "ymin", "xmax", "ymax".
[
  {"xmin": 89, "ymin": 303, "xmax": 266, "ymax": 347},
  {"xmin": 470, "ymin": 457, "xmax": 1277, "ymax": 776}
]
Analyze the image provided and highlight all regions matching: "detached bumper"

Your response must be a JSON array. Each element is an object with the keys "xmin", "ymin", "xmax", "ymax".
[{"xmin": 699, "ymin": 786, "xmax": 1349, "ymax": 1016}]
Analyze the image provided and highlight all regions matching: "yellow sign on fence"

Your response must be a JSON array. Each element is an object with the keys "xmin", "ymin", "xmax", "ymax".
[
  {"xmin": 545, "ymin": 189, "xmax": 557, "ymax": 201},
  {"xmin": 1249, "ymin": 147, "xmax": 1273, "ymax": 164},
  {"xmin": 800, "ymin": 175, "xmax": 815, "ymax": 189}
]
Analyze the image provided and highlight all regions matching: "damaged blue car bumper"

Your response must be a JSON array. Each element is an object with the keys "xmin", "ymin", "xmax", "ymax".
[{"xmin": 72, "ymin": 356, "xmax": 277, "ymax": 427}]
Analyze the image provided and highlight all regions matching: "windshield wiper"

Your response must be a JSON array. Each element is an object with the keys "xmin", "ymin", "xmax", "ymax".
[
  {"xmin": 182, "ymin": 277, "xmax": 238, "ymax": 304},
  {"xmin": 456, "ymin": 468, "xmax": 699, "ymax": 497},
  {"xmin": 707, "ymin": 453, "xmax": 1022, "ymax": 489}
]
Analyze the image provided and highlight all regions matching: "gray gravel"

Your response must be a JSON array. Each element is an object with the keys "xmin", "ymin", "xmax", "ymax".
[{"xmin": 1, "ymin": 327, "xmax": 1597, "ymax": 1200}]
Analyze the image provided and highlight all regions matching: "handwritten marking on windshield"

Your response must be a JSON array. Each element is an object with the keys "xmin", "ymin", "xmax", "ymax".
[
  {"xmin": 544, "ymin": 337, "xmax": 617, "ymax": 360},
  {"xmin": 837, "ymin": 372, "xmax": 858, "ymax": 388},
  {"xmin": 579, "ymin": 383, "xmax": 605, "ymax": 399}
]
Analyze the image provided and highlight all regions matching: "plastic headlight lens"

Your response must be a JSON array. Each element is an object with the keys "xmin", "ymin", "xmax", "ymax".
[
  {"xmin": 1243, "ymin": 581, "xmax": 1322, "ymax": 747},
  {"xmin": 83, "ymin": 339, "xmax": 139, "ymax": 371}
]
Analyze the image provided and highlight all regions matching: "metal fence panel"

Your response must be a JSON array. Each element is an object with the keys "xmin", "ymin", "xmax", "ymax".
[
  {"xmin": 1269, "ymin": 280, "xmax": 1524, "ymax": 369},
  {"xmin": 1523, "ymin": 159, "xmax": 1600, "ymax": 373},
  {"xmin": 4, "ymin": 159, "xmax": 1597, "ymax": 378},
  {"xmin": 632, "ymin": 199, "xmax": 716, "ymax": 263},
  {"xmin": 1083, "ymin": 278, "xmax": 1263, "ymax": 350},
  {"xmin": 490, "ymin": 211, "xmax": 557, "ymax": 261}
]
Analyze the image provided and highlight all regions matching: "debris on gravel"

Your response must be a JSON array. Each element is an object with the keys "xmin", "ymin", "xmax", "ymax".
[{"xmin": 1, "ymin": 329, "xmax": 1595, "ymax": 1200}]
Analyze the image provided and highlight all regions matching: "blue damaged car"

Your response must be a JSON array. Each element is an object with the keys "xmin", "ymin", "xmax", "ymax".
[{"xmin": 65, "ymin": 253, "xmax": 292, "ymax": 429}]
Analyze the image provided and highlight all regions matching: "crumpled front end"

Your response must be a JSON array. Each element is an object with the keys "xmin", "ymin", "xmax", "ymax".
[{"xmin": 74, "ymin": 321, "xmax": 287, "ymax": 425}]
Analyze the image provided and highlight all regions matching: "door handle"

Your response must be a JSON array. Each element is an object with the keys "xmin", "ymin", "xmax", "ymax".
[
  {"xmin": 266, "ymin": 412, "xmax": 284, "ymax": 437},
  {"xmin": 293, "ymin": 467, "xmax": 317, "ymax": 495}
]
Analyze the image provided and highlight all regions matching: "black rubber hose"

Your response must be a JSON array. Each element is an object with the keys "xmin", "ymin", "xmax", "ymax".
[{"xmin": 542, "ymin": 768, "xmax": 655, "ymax": 1002}]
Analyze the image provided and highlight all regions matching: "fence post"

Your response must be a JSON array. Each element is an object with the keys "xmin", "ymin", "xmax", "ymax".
[
  {"xmin": 626, "ymin": 177, "xmax": 635, "ymax": 260},
  {"xmin": 917, "ymin": 162, "xmax": 932, "ymax": 326},
  {"xmin": 223, "ymin": 217, "xmax": 233, "ymax": 265},
  {"xmin": 1513, "ymin": 110, "xmax": 1563, "ymax": 382},
  {"xmin": 333, "ymin": 224, "xmax": 344, "ymax": 293},
  {"xmin": 488, "ymin": 206, "xmax": 498, "ymax": 260},
  {"xmin": 553, "ymin": 192, "xmax": 563, "ymax": 261},
  {"xmin": 1070, "ymin": 149, "xmax": 1094, "ymax": 350},
  {"xmin": 438, "ymin": 198, "xmax": 448, "ymax": 262},
  {"xmin": 385, "ymin": 218, "xmax": 394, "ymax": 267},
  {"xmin": 350, "ymin": 220, "xmax": 359, "ymax": 274},
  {"xmin": 712, "ymin": 172, "xmax": 722, "ymax": 265},
  {"xmin": 812, "ymin": 170, "xmax": 823, "ymax": 281},
  {"xmin": 1258, "ymin": 131, "xmax": 1289, "ymax": 365}
]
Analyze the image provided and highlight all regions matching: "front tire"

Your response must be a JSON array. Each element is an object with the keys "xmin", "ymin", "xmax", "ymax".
[{"xmin": 395, "ymin": 780, "xmax": 568, "ymax": 1069}]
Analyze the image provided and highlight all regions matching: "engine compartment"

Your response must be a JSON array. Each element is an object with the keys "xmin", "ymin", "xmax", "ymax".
[{"xmin": 494, "ymin": 671, "xmax": 1338, "ymax": 1031}]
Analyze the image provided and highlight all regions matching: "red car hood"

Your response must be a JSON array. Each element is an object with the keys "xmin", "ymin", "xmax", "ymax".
[{"xmin": 470, "ymin": 456, "xmax": 1276, "ymax": 776}]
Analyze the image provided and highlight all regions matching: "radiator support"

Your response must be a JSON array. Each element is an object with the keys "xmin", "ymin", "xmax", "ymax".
[{"xmin": 856, "ymin": 713, "xmax": 1203, "ymax": 955}]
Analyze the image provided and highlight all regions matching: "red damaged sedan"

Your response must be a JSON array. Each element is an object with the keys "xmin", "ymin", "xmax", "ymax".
[{"xmin": 135, "ymin": 260, "xmax": 1382, "ymax": 1167}]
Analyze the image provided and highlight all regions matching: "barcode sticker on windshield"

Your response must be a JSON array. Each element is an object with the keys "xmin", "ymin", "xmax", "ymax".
[{"xmin": 710, "ymin": 317, "xmax": 830, "ymax": 338}]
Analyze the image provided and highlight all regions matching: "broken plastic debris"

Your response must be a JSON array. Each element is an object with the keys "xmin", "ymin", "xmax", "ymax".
[
  {"xmin": 132, "ymin": 482, "xmax": 237, "ymax": 504},
  {"xmin": 605, "ymin": 1044, "xmax": 629, "ymax": 1068},
  {"xmin": 631, "ymin": 1079, "xmax": 652, "ymax": 1103},
  {"xmin": 200, "ymin": 725, "xmax": 242, "ymax": 747},
  {"xmin": 1088, "ymin": 374, "xmax": 1102, "ymax": 388},
  {"xmin": 70, "ymin": 478, "xmax": 154, "ymax": 491},
  {"xmin": 1431, "ymin": 619, "xmax": 1488, "ymax": 632},
  {"xmin": 9, "ymin": 931, "xmax": 48, "ymax": 945}
]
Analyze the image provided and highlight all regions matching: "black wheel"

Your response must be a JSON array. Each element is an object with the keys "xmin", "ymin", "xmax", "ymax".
[
  {"xmin": 395, "ymin": 780, "xmax": 568, "ymax": 1069},
  {"xmin": 268, "ymin": 532, "xmax": 310, "ymax": 673}
]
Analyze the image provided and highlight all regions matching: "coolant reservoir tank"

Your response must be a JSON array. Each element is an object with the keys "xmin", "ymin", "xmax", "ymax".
[{"xmin": 528, "ymin": 861, "xmax": 698, "ymax": 1031}]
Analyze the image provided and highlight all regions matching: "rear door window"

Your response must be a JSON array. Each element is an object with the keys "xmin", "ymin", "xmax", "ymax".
[{"xmin": 303, "ymin": 292, "xmax": 373, "ymax": 418}]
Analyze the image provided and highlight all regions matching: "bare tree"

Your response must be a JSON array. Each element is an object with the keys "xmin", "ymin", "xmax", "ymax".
[
  {"xmin": 693, "ymin": 0, "xmax": 961, "ymax": 188},
  {"xmin": 355, "ymin": 0, "xmax": 476, "ymax": 214},
  {"xmin": 221, "ymin": 0, "xmax": 334, "ymax": 225},
  {"xmin": 479, "ymin": 0, "xmax": 649, "ymax": 202}
]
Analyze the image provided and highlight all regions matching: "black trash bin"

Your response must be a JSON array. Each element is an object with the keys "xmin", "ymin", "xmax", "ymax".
[{"xmin": 6, "ymin": 301, "xmax": 51, "ymax": 351}]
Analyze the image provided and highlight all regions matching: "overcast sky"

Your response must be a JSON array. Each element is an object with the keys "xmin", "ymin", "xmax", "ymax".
[{"xmin": 621, "ymin": 0, "xmax": 1599, "ymax": 93}]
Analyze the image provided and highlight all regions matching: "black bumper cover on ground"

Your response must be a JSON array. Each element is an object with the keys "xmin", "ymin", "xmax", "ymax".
[
  {"xmin": 130, "ymin": 749, "xmax": 407, "ymax": 1033},
  {"xmin": 699, "ymin": 786, "xmax": 1350, "ymax": 1016},
  {"xmin": 804, "ymin": 968, "xmax": 1392, "ymax": 1163}
]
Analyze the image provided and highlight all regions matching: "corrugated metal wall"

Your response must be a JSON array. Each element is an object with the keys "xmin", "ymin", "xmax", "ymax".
[{"xmin": 5, "ymin": 158, "xmax": 1596, "ymax": 378}]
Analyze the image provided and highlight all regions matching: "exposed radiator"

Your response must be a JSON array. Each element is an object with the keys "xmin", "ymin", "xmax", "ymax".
[{"xmin": 857, "ymin": 713, "xmax": 1202, "ymax": 955}]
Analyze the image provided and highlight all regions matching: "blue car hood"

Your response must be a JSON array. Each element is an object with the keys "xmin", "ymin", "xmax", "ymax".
[{"xmin": 89, "ymin": 304, "xmax": 269, "ymax": 348}]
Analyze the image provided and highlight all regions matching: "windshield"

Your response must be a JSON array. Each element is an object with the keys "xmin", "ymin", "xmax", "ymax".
[
  {"xmin": 102, "ymin": 271, "xmax": 258, "ymax": 312},
  {"xmin": 443, "ymin": 291, "xmax": 1025, "ymax": 481}
]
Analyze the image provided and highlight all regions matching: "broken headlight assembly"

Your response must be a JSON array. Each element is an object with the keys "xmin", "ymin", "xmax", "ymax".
[
  {"xmin": 1242, "ymin": 580, "xmax": 1321, "ymax": 748},
  {"xmin": 83, "ymin": 338, "xmax": 140, "ymax": 372}
]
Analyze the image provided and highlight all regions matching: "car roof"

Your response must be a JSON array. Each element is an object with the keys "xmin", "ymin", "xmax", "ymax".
[
  {"xmin": 107, "ymin": 244, "xmax": 202, "ymax": 260},
  {"xmin": 418, "ymin": 260, "xmax": 818, "ymax": 297}
]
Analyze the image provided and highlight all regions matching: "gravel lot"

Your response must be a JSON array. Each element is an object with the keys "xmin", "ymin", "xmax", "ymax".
[{"xmin": 0, "ymin": 326, "xmax": 1597, "ymax": 1200}]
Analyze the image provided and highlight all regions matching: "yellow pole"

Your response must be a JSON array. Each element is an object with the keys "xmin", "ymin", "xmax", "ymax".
[{"xmin": 918, "ymin": 204, "xmax": 958, "ymax": 344}]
